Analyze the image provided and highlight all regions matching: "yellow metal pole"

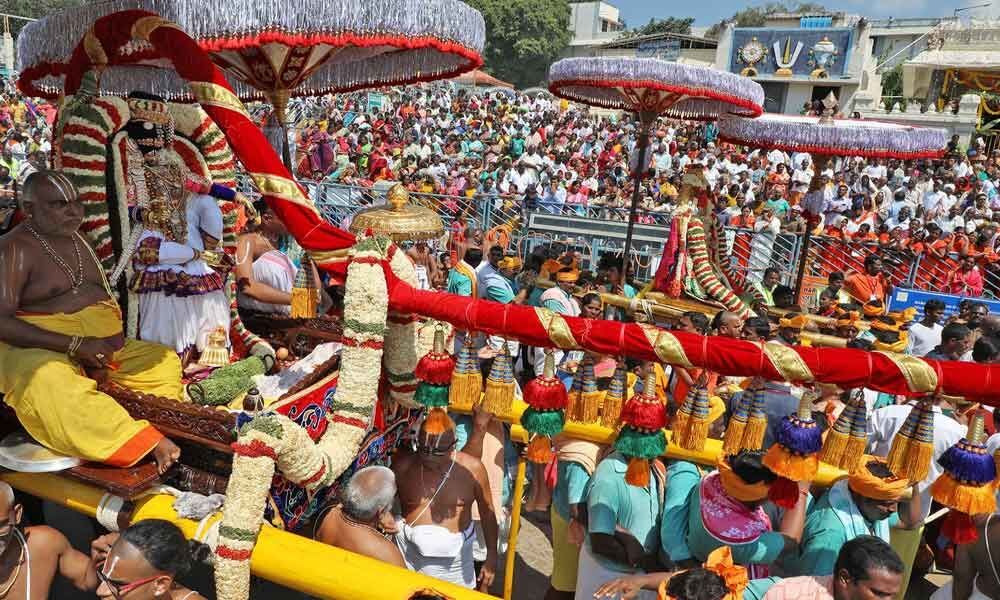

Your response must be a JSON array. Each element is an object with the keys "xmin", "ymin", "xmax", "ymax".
[
  {"xmin": 2, "ymin": 473, "xmax": 495, "ymax": 600},
  {"xmin": 503, "ymin": 455, "xmax": 527, "ymax": 600}
]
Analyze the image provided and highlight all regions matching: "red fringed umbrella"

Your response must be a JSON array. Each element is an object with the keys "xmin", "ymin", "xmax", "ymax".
[
  {"xmin": 547, "ymin": 57, "xmax": 764, "ymax": 275},
  {"xmin": 17, "ymin": 0, "xmax": 485, "ymax": 166},
  {"xmin": 716, "ymin": 102, "xmax": 948, "ymax": 299}
]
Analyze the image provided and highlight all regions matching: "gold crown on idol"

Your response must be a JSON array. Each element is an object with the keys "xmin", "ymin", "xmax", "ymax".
[{"xmin": 127, "ymin": 97, "xmax": 171, "ymax": 126}]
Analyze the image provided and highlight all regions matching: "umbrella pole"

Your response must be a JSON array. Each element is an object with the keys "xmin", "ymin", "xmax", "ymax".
[
  {"xmin": 793, "ymin": 153, "xmax": 829, "ymax": 302},
  {"xmin": 269, "ymin": 89, "xmax": 294, "ymax": 171},
  {"xmin": 622, "ymin": 114, "xmax": 653, "ymax": 278}
]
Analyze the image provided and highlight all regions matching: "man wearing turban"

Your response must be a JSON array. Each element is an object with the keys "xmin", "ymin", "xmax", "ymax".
[
  {"xmin": 788, "ymin": 456, "xmax": 920, "ymax": 577},
  {"xmin": 680, "ymin": 451, "xmax": 808, "ymax": 579}
]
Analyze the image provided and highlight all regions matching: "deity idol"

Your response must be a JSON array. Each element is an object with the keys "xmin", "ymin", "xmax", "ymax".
[{"xmin": 124, "ymin": 92, "xmax": 231, "ymax": 359}]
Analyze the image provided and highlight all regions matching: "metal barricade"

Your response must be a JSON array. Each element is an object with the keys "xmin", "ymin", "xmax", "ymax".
[
  {"xmin": 723, "ymin": 227, "xmax": 801, "ymax": 287},
  {"xmin": 804, "ymin": 236, "xmax": 914, "ymax": 289}
]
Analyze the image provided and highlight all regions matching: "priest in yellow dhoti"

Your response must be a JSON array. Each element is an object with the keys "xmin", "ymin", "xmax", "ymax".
[{"xmin": 0, "ymin": 171, "xmax": 182, "ymax": 471}]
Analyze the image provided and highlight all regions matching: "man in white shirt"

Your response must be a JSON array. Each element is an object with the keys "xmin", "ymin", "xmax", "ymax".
[
  {"xmin": 867, "ymin": 398, "xmax": 965, "ymax": 522},
  {"xmin": 908, "ymin": 300, "xmax": 946, "ymax": 357}
]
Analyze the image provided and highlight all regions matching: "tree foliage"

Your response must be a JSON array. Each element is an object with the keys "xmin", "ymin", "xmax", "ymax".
[
  {"xmin": 1, "ymin": 0, "xmax": 87, "ymax": 36},
  {"xmin": 705, "ymin": 2, "xmax": 827, "ymax": 39},
  {"xmin": 466, "ymin": 0, "xmax": 572, "ymax": 89},
  {"xmin": 618, "ymin": 17, "xmax": 694, "ymax": 39}
]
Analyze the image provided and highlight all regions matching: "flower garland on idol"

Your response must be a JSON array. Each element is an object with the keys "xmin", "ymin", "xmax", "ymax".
[{"xmin": 214, "ymin": 235, "xmax": 414, "ymax": 600}]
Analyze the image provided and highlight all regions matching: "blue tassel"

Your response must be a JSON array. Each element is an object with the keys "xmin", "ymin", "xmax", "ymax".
[
  {"xmin": 775, "ymin": 414, "xmax": 822, "ymax": 455},
  {"xmin": 939, "ymin": 439, "xmax": 997, "ymax": 485}
]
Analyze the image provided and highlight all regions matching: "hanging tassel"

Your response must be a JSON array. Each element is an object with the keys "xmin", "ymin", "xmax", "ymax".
[
  {"xmin": 415, "ymin": 324, "xmax": 456, "ymax": 434},
  {"xmin": 764, "ymin": 390, "xmax": 822, "ymax": 508},
  {"xmin": 678, "ymin": 386, "xmax": 712, "ymax": 452},
  {"xmin": 672, "ymin": 388, "xmax": 693, "ymax": 442},
  {"xmin": 941, "ymin": 512, "xmax": 979, "ymax": 545},
  {"xmin": 742, "ymin": 385, "xmax": 768, "ymax": 452},
  {"xmin": 526, "ymin": 435, "xmax": 555, "ymax": 464},
  {"xmin": 843, "ymin": 394, "xmax": 870, "ymax": 473},
  {"xmin": 521, "ymin": 350, "xmax": 569, "ymax": 465},
  {"xmin": 449, "ymin": 333, "xmax": 482, "ymax": 412},
  {"xmin": 483, "ymin": 342, "xmax": 515, "ymax": 417},
  {"xmin": 579, "ymin": 356, "xmax": 603, "ymax": 424},
  {"xmin": 625, "ymin": 458, "xmax": 651, "ymax": 487},
  {"xmin": 615, "ymin": 368, "xmax": 667, "ymax": 487},
  {"xmin": 565, "ymin": 365, "xmax": 583, "ymax": 422},
  {"xmin": 931, "ymin": 414, "xmax": 997, "ymax": 543},
  {"xmin": 819, "ymin": 398, "xmax": 854, "ymax": 468},
  {"xmin": 768, "ymin": 477, "xmax": 802, "ymax": 510},
  {"xmin": 601, "ymin": 362, "xmax": 627, "ymax": 429},
  {"xmin": 887, "ymin": 400, "xmax": 936, "ymax": 483},
  {"xmin": 723, "ymin": 389, "xmax": 750, "ymax": 456},
  {"xmin": 290, "ymin": 256, "xmax": 318, "ymax": 318}
]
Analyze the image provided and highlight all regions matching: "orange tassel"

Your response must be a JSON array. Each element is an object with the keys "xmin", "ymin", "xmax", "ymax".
[
  {"xmin": 525, "ymin": 436, "xmax": 554, "ymax": 464},
  {"xmin": 625, "ymin": 458, "xmax": 650, "ymax": 487},
  {"xmin": 422, "ymin": 407, "xmax": 454, "ymax": 435}
]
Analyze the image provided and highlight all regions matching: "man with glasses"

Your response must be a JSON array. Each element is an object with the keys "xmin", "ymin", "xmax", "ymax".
[
  {"xmin": 0, "ymin": 482, "xmax": 99, "ymax": 598},
  {"xmin": 91, "ymin": 519, "xmax": 203, "ymax": 600}
]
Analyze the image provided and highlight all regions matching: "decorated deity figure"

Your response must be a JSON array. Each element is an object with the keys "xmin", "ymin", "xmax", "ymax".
[{"xmin": 124, "ymin": 92, "xmax": 231, "ymax": 358}]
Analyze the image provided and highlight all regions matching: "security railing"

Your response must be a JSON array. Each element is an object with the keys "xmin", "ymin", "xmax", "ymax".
[{"xmin": 236, "ymin": 174, "xmax": 1000, "ymax": 299}]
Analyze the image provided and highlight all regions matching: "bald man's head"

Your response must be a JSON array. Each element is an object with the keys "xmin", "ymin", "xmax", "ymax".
[{"xmin": 716, "ymin": 311, "xmax": 744, "ymax": 339}]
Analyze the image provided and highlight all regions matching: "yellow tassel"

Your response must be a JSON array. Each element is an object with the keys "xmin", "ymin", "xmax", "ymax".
[
  {"xmin": 625, "ymin": 458, "xmax": 650, "ymax": 487},
  {"xmin": 931, "ymin": 472, "xmax": 998, "ymax": 515},
  {"xmin": 601, "ymin": 394, "xmax": 624, "ymax": 429},
  {"xmin": 742, "ymin": 416, "xmax": 767, "ymax": 452},
  {"xmin": 579, "ymin": 391, "xmax": 603, "ymax": 425},
  {"xmin": 679, "ymin": 416, "xmax": 710, "ymax": 452},
  {"xmin": 841, "ymin": 436, "xmax": 867, "ymax": 473},
  {"xmin": 565, "ymin": 389, "xmax": 581, "ymax": 423},
  {"xmin": 448, "ymin": 372, "xmax": 482, "ymax": 412},
  {"xmin": 764, "ymin": 444, "xmax": 819, "ymax": 481},
  {"xmin": 672, "ymin": 411, "xmax": 690, "ymax": 442},
  {"xmin": 423, "ymin": 407, "xmax": 455, "ymax": 435},
  {"xmin": 722, "ymin": 419, "xmax": 747, "ymax": 456},
  {"xmin": 885, "ymin": 437, "xmax": 910, "ymax": 478},
  {"xmin": 526, "ymin": 436, "xmax": 554, "ymax": 464},
  {"xmin": 483, "ymin": 377, "xmax": 514, "ymax": 417},
  {"xmin": 889, "ymin": 439, "xmax": 933, "ymax": 483},
  {"xmin": 290, "ymin": 287, "xmax": 318, "ymax": 319},
  {"xmin": 819, "ymin": 428, "xmax": 849, "ymax": 467}
]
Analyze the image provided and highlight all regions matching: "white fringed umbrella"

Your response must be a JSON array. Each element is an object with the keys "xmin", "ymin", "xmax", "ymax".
[
  {"xmin": 717, "ymin": 107, "xmax": 948, "ymax": 299},
  {"xmin": 18, "ymin": 0, "xmax": 485, "ymax": 165},
  {"xmin": 547, "ymin": 57, "xmax": 765, "ymax": 274}
]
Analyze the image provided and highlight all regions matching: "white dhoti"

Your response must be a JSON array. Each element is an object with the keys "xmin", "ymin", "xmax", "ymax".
[
  {"xmin": 574, "ymin": 542, "xmax": 655, "ymax": 600},
  {"xmin": 395, "ymin": 521, "xmax": 477, "ymax": 589},
  {"xmin": 138, "ymin": 287, "xmax": 229, "ymax": 353},
  {"xmin": 931, "ymin": 580, "xmax": 991, "ymax": 600}
]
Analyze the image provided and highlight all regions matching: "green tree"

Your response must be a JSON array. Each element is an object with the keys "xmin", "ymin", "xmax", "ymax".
[
  {"xmin": 880, "ymin": 63, "xmax": 905, "ymax": 111},
  {"xmin": 467, "ymin": 0, "xmax": 572, "ymax": 89},
  {"xmin": 618, "ymin": 17, "xmax": 694, "ymax": 39},
  {"xmin": 705, "ymin": 2, "xmax": 827, "ymax": 39},
  {"xmin": 1, "ymin": 0, "xmax": 87, "ymax": 36}
]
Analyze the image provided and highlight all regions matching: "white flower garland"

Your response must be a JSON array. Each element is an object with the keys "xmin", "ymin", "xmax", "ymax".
[
  {"xmin": 214, "ymin": 236, "xmax": 388, "ymax": 600},
  {"xmin": 383, "ymin": 247, "xmax": 423, "ymax": 409}
]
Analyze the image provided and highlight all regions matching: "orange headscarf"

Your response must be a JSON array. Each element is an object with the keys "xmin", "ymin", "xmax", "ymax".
[
  {"xmin": 848, "ymin": 456, "xmax": 909, "ymax": 501},
  {"xmin": 658, "ymin": 547, "xmax": 748, "ymax": 600},
  {"xmin": 717, "ymin": 455, "xmax": 770, "ymax": 502}
]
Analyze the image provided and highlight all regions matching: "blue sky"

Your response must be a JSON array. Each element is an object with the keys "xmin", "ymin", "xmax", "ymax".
[{"xmin": 613, "ymin": 0, "xmax": 1000, "ymax": 28}]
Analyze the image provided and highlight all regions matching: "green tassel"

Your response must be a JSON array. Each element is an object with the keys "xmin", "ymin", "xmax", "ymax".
[
  {"xmin": 521, "ymin": 408, "xmax": 565, "ymax": 437},
  {"xmin": 614, "ymin": 427, "xmax": 667, "ymax": 460},
  {"xmin": 415, "ymin": 383, "xmax": 451, "ymax": 408}
]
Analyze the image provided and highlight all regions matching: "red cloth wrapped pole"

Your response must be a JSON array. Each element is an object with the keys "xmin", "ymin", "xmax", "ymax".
[{"xmin": 386, "ymin": 273, "xmax": 1000, "ymax": 401}]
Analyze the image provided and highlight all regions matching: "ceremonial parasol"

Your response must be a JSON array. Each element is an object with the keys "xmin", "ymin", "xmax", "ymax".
[
  {"xmin": 717, "ymin": 95, "xmax": 948, "ymax": 297},
  {"xmin": 17, "ymin": 0, "xmax": 486, "ymax": 166},
  {"xmin": 547, "ymin": 57, "xmax": 764, "ymax": 274},
  {"xmin": 349, "ymin": 184, "xmax": 445, "ymax": 242}
]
